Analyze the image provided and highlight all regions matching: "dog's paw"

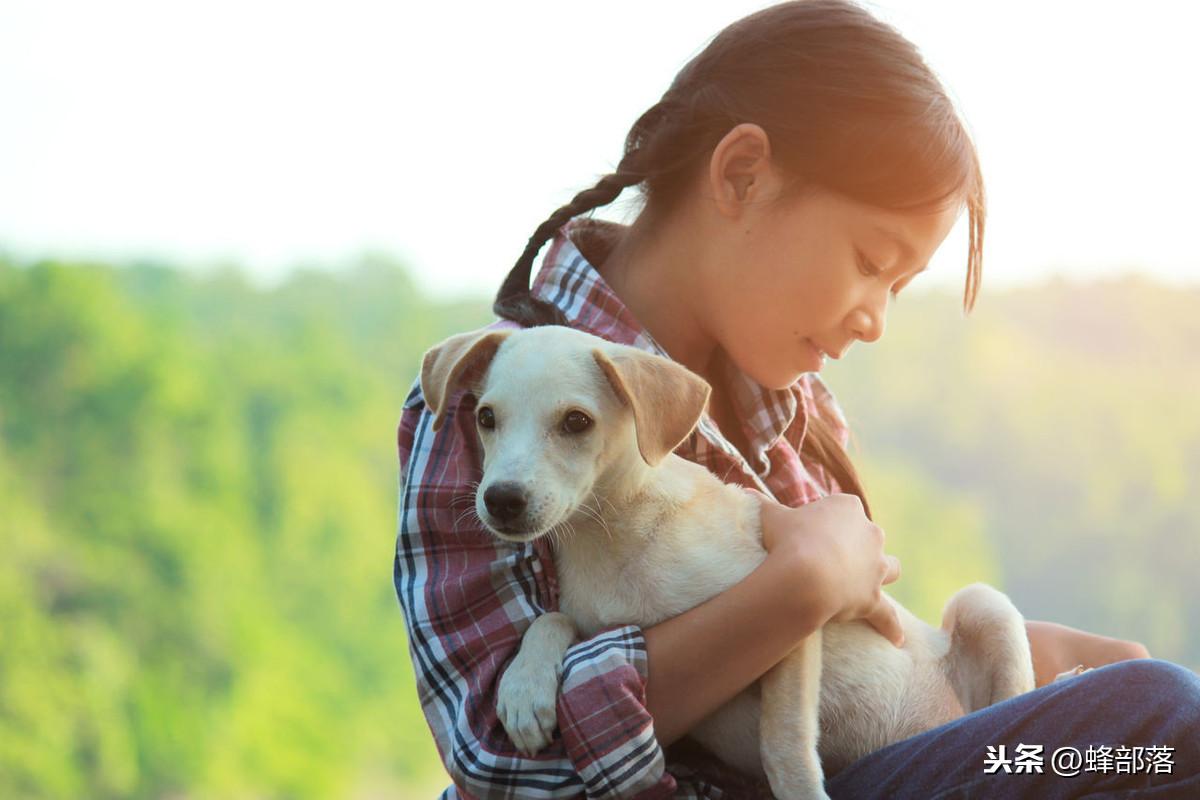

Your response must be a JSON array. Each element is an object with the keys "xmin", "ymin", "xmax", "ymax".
[{"xmin": 496, "ymin": 655, "xmax": 561, "ymax": 756}]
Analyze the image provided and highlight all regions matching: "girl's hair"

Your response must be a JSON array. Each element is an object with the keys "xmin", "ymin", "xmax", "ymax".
[{"xmin": 493, "ymin": 0, "xmax": 985, "ymax": 517}]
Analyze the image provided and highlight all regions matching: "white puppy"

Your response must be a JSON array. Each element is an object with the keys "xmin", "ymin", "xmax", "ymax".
[{"xmin": 421, "ymin": 325, "xmax": 1037, "ymax": 800}]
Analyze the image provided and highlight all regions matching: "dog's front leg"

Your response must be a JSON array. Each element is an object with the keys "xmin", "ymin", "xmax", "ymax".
[
  {"xmin": 759, "ymin": 630, "xmax": 830, "ymax": 800},
  {"xmin": 496, "ymin": 611, "xmax": 577, "ymax": 755}
]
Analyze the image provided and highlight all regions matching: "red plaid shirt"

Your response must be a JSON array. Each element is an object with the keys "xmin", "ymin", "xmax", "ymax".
[{"xmin": 395, "ymin": 219, "xmax": 850, "ymax": 798}]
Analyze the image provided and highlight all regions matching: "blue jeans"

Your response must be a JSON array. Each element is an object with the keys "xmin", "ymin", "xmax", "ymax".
[{"xmin": 825, "ymin": 659, "xmax": 1200, "ymax": 799}]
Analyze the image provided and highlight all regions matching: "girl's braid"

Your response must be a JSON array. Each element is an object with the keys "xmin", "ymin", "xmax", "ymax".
[{"xmin": 493, "ymin": 101, "xmax": 676, "ymax": 327}]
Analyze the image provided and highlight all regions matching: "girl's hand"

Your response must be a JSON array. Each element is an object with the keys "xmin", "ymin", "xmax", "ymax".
[
  {"xmin": 757, "ymin": 492, "xmax": 905, "ymax": 648},
  {"xmin": 1026, "ymin": 620, "xmax": 1151, "ymax": 687}
]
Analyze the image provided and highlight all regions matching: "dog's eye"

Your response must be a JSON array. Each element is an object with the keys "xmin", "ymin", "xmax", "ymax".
[
  {"xmin": 562, "ymin": 410, "xmax": 592, "ymax": 434},
  {"xmin": 477, "ymin": 406, "xmax": 495, "ymax": 429}
]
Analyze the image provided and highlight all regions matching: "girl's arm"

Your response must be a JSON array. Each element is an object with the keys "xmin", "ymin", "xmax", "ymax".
[
  {"xmin": 1026, "ymin": 619, "xmax": 1151, "ymax": 687},
  {"xmin": 645, "ymin": 494, "xmax": 904, "ymax": 746},
  {"xmin": 642, "ymin": 546, "xmax": 825, "ymax": 747}
]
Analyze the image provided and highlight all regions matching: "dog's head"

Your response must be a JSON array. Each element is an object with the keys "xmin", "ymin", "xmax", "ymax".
[{"xmin": 420, "ymin": 325, "xmax": 711, "ymax": 543}]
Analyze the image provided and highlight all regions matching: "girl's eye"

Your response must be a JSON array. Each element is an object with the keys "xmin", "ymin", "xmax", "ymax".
[
  {"xmin": 856, "ymin": 250, "xmax": 881, "ymax": 278},
  {"xmin": 858, "ymin": 250, "xmax": 904, "ymax": 298},
  {"xmin": 477, "ymin": 406, "xmax": 495, "ymax": 429},
  {"xmin": 562, "ymin": 410, "xmax": 593, "ymax": 434}
]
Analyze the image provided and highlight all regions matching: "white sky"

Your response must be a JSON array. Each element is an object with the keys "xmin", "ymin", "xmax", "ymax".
[{"xmin": 1, "ymin": 0, "xmax": 1198, "ymax": 297}]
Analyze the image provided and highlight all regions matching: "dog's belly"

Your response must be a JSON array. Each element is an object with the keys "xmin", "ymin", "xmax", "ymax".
[
  {"xmin": 692, "ymin": 608, "xmax": 966, "ymax": 780},
  {"xmin": 817, "ymin": 613, "xmax": 964, "ymax": 774}
]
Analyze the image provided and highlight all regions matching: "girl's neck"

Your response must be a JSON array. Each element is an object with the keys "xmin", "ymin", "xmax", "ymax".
[
  {"xmin": 597, "ymin": 210, "xmax": 756, "ymax": 462},
  {"xmin": 597, "ymin": 209, "xmax": 719, "ymax": 383}
]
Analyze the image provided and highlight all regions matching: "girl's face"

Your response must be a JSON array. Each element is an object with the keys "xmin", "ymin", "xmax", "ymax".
[{"xmin": 702, "ymin": 185, "xmax": 961, "ymax": 391}]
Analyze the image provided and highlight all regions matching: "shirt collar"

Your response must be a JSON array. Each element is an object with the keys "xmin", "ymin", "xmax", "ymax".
[{"xmin": 530, "ymin": 218, "xmax": 801, "ymax": 475}]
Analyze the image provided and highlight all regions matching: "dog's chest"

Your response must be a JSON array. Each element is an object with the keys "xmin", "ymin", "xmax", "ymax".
[
  {"xmin": 555, "ymin": 551, "xmax": 694, "ymax": 635},
  {"xmin": 553, "ymin": 491, "xmax": 764, "ymax": 637}
]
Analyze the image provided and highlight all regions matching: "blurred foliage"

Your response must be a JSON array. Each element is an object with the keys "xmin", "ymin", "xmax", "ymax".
[
  {"xmin": 0, "ymin": 255, "xmax": 488, "ymax": 798},
  {"xmin": 0, "ymin": 254, "xmax": 1195, "ymax": 797}
]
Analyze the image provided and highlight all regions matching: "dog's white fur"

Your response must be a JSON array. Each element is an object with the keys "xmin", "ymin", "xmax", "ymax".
[{"xmin": 421, "ymin": 325, "xmax": 1036, "ymax": 800}]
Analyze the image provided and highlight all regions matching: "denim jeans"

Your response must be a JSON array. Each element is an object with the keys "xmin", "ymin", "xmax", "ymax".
[{"xmin": 824, "ymin": 659, "xmax": 1200, "ymax": 799}]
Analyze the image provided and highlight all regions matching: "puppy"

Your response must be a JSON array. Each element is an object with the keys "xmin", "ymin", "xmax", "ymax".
[{"xmin": 420, "ymin": 325, "xmax": 1037, "ymax": 800}]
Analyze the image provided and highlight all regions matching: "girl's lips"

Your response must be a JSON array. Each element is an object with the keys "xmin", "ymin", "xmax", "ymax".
[{"xmin": 808, "ymin": 339, "xmax": 849, "ymax": 361}]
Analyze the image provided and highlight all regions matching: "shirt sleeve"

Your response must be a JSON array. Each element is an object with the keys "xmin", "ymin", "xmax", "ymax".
[{"xmin": 395, "ymin": 380, "xmax": 676, "ymax": 799}]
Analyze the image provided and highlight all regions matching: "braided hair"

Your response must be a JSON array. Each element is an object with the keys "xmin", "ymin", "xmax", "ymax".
[
  {"xmin": 493, "ymin": 99, "xmax": 674, "ymax": 327},
  {"xmin": 493, "ymin": 0, "xmax": 988, "ymax": 513},
  {"xmin": 493, "ymin": 159, "xmax": 645, "ymax": 327}
]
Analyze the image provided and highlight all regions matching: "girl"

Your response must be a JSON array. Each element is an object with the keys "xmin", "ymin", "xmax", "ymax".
[{"xmin": 396, "ymin": 1, "xmax": 1200, "ymax": 796}]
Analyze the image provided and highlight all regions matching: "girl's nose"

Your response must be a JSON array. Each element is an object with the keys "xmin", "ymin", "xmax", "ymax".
[{"xmin": 847, "ymin": 304, "xmax": 886, "ymax": 344}]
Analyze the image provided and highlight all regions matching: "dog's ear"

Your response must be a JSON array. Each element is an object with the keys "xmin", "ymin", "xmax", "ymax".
[
  {"xmin": 592, "ymin": 347, "xmax": 711, "ymax": 466},
  {"xmin": 420, "ymin": 329, "xmax": 512, "ymax": 431}
]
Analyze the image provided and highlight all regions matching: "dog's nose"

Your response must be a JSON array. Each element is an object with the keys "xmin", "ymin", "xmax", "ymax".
[{"xmin": 483, "ymin": 483, "xmax": 528, "ymax": 524}]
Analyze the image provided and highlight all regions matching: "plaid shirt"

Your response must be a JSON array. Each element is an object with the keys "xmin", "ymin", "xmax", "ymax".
[{"xmin": 395, "ymin": 219, "xmax": 850, "ymax": 799}]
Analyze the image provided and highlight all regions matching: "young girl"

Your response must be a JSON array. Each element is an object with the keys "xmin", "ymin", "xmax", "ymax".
[{"xmin": 396, "ymin": 2, "xmax": 1200, "ymax": 796}]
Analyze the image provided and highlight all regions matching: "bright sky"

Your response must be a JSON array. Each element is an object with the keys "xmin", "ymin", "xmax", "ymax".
[{"xmin": 2, "ymin": 0, "xmax": 1198, "ymax": 297}]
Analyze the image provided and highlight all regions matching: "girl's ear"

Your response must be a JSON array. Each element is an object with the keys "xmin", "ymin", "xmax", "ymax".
[
  {"xmin": 420, "ymin": 329, "xmax": 512, "ymax": 431},
  {"xmin": 708, "ymin": 122, "xmax": 780, "ymax": 217},
  {"xmin": 591, "ymin": 347, "xmax": 712, "ymax": 466}
]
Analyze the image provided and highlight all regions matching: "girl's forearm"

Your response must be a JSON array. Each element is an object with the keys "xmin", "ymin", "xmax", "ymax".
[
  {"xmin": 1026, "ymin": 619, "xmax": 1151, "ymax": 688},
  {"xmin": 642, "ymin": 550, "xmax": 831, "ymax": 746}
]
